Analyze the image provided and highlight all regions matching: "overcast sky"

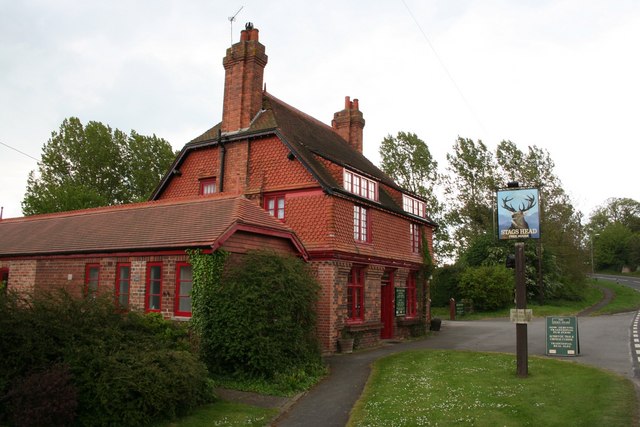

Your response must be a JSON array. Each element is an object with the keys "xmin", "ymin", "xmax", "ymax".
[{"xmin": 1, "ymin": 0, "xmax": 639, "ymax": 220}]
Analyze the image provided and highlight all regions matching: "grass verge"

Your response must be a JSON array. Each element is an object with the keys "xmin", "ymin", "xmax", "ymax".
[
  {"xmin": 348, "ymin": 350, "xmax": 637, "ymax": 427},
  {"xmin": 160, "ymin": 401, "xmax": 277, "ymax": 427},
  {"xmin": 591, "ymin": 279, "xmax": 640, "ymax": 315}
]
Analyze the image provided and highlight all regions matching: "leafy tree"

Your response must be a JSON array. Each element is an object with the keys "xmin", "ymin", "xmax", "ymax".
[
  {"xmin": 589, "ymin": 197, "xmax": 640, "ymax": 234},
  {"xmin": 22, "ymin": 117, "xmax": 176, "ymax": 215},
  {"xmin": 379, "ymin": 132, "xmax": 451, "ymax": 257},
  {"xmin": 587, "ymin": 198, "xmax": 640, "ymax": 272},
  {"xmin": 444, "ymin": 137, "xmax": 498, "ymax": 256}
]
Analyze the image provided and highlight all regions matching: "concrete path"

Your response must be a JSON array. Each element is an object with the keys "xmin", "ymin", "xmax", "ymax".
[{"xmin": 274, "ymin": 311, "xmax": 639, "ymax": 426}]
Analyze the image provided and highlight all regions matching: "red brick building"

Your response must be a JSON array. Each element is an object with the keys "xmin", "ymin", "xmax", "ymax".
[{"xmin": 0, "ymin": 24, "xmax": 436, "ymax": 352}]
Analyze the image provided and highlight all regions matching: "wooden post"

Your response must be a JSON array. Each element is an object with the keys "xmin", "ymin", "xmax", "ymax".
[{"xmin": 515, "ymin": 242, "xmax": 528, "ymax": 377}]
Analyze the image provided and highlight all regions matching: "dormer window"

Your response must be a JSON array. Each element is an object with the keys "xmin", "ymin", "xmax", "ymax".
[
  {"xmin": 403, "ymin": 194, "xmax": 426, "ymax": 218},
  {"xmin": 344, "ymin": 169, "xmax": 378, "ymax": 201}
]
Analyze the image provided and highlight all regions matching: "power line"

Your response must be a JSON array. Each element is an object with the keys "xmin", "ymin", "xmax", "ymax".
[
  {"xmin": 0, "ymin": 140, "xmax": 39, "ymax": 162},
  {"xmin": 400, "ymin": 0, "xmax": 487, "ymax": 134}
]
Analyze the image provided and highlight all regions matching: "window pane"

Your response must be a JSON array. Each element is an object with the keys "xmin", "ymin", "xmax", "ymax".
[
  {"xmin": 150, "ymin": 266, "xmax": 161, "ymax": 280},
  {"xmin": 119, "ymin": 266, "xmax": 130, "ymax": 280},
  {"xmin": 118, "ymin": 294, "xmax": 129, "ymax": 308},
  {"xmin": 149, "ymin": 295, "xmax": 160, "ymax": 310},
  {"xmin": 180, "ymin": 266, "xmax": 193, "ymax": 282},
  {"xmin": 179, "ymin": 297, "xmax": 192, "ymax": 313}
]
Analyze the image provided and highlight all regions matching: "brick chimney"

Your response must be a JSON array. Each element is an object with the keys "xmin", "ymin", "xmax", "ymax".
[
  {"xmin": 331, "ymin": 96, "xmax": 365, "ymax": 153},
  {"xmin": 221, "ymin": 23, "xmax": 268, "ymax": 133}
]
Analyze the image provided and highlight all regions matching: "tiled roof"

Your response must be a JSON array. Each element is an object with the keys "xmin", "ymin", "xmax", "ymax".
[
  {"xmin": 0, "ymin": 196, "xmax": 303, "ymax": 256},
  {"xmin": 154, "ymin": 92, "xmax": 436, "ymax": 226}
]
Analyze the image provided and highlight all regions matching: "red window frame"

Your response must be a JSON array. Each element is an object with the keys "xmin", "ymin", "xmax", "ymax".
[
  {"xmin": 115, "ymin": 263, "xmax": 131, "ymax": 310},
  {"xmin": 145, "ymin": 262, "xmax": 163, "ymax": 313},
  {"xmin": 353, "ymin": 205, "xmax": 370, "ymax": 242},
  {"xmin": 406, "ymin": 272, "xmax": 417, "ymax": 318},
  {"xmin": 199, "ymin": 177, "xmax": 217, "ymax": 195},
  {"xmin": 347, "ymin": 267, "xmax": 365, "ymax": 322},
  {"xmin": 0, "ymin": 268, "xmax": 8, "ymax": 292},
  {"xmin": 264, "ymin": 194, "xmax": 285, "ymax": 219},
  {"xmin": 174, "ymin": 262, "xmax": 193, "ymax": 317},
  {"xmin": 85, "ymin": 264, "xmax": 100, "ymax": 296},
  {"xmin": 410, "ymin": 223, "xmax": 421, "ymax": 253}
]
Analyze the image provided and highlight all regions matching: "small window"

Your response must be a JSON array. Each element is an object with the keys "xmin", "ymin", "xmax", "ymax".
[
  {"xmin": 115, "ymin": 263, "xmax": 131, "ymax": 310},
  {"xmin": 354, "ymin": 205, "xmax": 369, "ymax": 242},
  {"xmin": 85, "ymin": 264, "xmax": 100, "ymax": 297},
  {"xmin": 403, "ymin": 194, "xmax": 426, "ymax": 218},
  {"xmin": 265, "ymin": 195, "xmax": 285, "ymax": 219},
  {"xmin": 347, "ymin": 267, "xmax": 365, "ymax": 321},
  {"xmin": 199, "ymin": 178, "xmax": 217, "ymax": 195},
  {"xmin": 343, "ymin": 169, "xmax": 378, "ymax": 202},
  {"xmin": 410, "ymin": 223, "xmax": 421, "ymax": 253},
  {"xmin": 175, "ymin": 263, "xmax": 193, "ymax": 317},
  {"xmin": 146, "ymin": 262, "xmax": 162, "ymax": 313}
]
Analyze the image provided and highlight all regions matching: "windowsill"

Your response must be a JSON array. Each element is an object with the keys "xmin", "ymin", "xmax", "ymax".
[{"xmin": 172, "ymin": 315, "xmax": 192, "ymax": 322}]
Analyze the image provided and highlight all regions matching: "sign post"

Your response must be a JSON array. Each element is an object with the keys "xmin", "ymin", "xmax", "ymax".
[{"xmin": 497, "ymin": 184, "xmax": 541, "ymax": 378}]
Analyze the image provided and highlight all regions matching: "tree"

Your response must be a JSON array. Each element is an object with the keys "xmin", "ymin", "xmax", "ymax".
[
  {"xmin": 379, "ymin": 132, "xmax": 451, "ymax": 257},
  {"xmin": 587, "ymin": 198, "xmax": 640, "ymax": 272},
  {"xmin": 444, "ymin": 137, "xmax": 498, "ymax": 256},
  {"xmin": 22, "ymin": 117, "xmax": 176, "ymax": 215},
  {"xmin": 588, "ymin": 197, "xmax": 640, "ymax": 234}
]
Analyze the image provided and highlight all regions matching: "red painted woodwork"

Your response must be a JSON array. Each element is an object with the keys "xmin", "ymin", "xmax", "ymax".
[{"xmin": 380, "ymin": 270, "xmax": 394, "ymax": 339}]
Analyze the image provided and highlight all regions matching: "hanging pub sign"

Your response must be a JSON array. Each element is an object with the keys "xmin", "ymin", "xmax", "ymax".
[{"xmin": 497, "ymin": 187, "xmax": 541, "ymax": 240}]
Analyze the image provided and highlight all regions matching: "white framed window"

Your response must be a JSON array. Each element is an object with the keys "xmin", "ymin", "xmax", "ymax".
[
  {"xmin": 354, "ymin": 205, "xmax": 369, "ymax": 242},
  {"xmin": 344, "ymin": 169, "xmax": 378, "ymax": 202},
  {"xmin": 403, "ymin": 194, "xmax": 426, "ymax": 218}
]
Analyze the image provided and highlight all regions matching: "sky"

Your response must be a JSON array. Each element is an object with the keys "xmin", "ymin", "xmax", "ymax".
[{"xmin": 1, "ymin": 0, "xmax": 639, "ymax": 220}]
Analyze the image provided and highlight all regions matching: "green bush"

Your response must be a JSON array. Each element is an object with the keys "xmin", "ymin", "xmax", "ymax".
[
  {"xmin": 458, "ymin": 265, "xmax": 514, "ymax": 311},
  {"xmin": 190, "ymin": 250, "xmax": 322, "ymax": 380},
  {"xmin": 430, "ymin": 264, "xmax": 463, "ymax": 306},
  {"xmin": 0, "ymin": 290, "xmax": 214, "ymax": 427},
  {"xmin": 4, "ymin": 363, "xmax": 77, "ymax": 427}
]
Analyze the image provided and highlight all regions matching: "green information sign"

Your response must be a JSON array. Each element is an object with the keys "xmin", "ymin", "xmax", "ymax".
[
  {"xmin": 395, "ymin": 287, "xmax": 406, "ymax": 316},
  {"xmin": 546, "ymin": 316, "xmax": 580, "ymax": 356}
]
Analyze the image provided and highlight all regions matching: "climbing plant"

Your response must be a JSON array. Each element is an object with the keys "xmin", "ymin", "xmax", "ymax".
[{"xmin": 186, "ymin": 248, "xmax": 229, "ymax": 370}]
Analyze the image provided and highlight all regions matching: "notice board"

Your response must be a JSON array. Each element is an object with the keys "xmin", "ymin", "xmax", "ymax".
[{"xmin": 546, "ymin": 316, "xmax": 580, "ymax": 356}]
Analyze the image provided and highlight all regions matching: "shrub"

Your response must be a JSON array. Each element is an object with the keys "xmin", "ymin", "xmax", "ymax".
[
  {"xmin": 430, "ymin": 264, "xmax": 463, "ymax": 306},
  {"xmin": 190, "ymin": 250, "xmax": 322, "ymax": 380},
  {"xmin": 4, "ymin": 363, "xmax": 77, "ymax": 427},
  {"xmin": 458, "ymin": 265, "xmax": 514, "ymax": 311},
  {"xmin": 0, "ymin": 289, "xmax": 214, "ymax": 427}
]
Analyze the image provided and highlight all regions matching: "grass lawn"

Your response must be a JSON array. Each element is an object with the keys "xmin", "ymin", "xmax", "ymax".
[
  {"xmin": 159, "ymin": 401, "xmax": 277, "ymax": 427},
  {"xmin": 348, "ymin": 350, "xmax": 637, "ymax": 427}
]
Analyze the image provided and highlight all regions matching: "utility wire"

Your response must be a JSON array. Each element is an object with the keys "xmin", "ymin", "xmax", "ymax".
[
  {"xmin": 400, "ymin": 0, "xmax": 487, "ymax": 134},
  {"xmin": 0, "ymin": 140, "xmax": 39, "ymax": 162}
]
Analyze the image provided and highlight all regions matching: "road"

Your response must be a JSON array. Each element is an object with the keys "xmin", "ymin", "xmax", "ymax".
[{"xmin": 594, "ymin": 273, "xmax": 640, "ymax": 291}]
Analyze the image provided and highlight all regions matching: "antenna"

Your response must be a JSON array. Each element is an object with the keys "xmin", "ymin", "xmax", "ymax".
[{"xmin": 229, "ymin": 6, "xmax": 244, "ymax": 45}]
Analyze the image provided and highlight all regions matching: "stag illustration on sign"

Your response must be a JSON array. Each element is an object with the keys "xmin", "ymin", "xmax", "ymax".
[{"xmin": 502, "ymin": 194, "xmax": 536, "ymax": 231}]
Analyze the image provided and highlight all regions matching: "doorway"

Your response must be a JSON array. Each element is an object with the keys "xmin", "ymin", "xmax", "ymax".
[{"xmin": 380, "ymin": 270, "xmax": 394, "ymax": 339}]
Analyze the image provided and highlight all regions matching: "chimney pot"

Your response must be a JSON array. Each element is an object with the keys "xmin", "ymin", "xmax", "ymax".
[
  {"xmin": 353, "ymin": 99, "xmax": 359, "ymax": 110},
  {"xmin": 344, "ymin": 96, "xmax": 351, "ymax": 109}
]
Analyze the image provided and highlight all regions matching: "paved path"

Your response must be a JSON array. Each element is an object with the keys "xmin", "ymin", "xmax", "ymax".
[{"xmin": 275, "ymin": 312, "xmax": 639, "ymax": 426}]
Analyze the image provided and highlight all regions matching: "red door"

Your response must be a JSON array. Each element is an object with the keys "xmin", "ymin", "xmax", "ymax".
[{"xmin": 380, "ymin": 270, "xmax": 394, "ymax": 339}]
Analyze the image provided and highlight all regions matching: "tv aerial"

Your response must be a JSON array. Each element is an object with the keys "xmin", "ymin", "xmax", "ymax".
[{"xmin": 229, "ymin": 6, "xmax": 244, "ymax": 45}]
